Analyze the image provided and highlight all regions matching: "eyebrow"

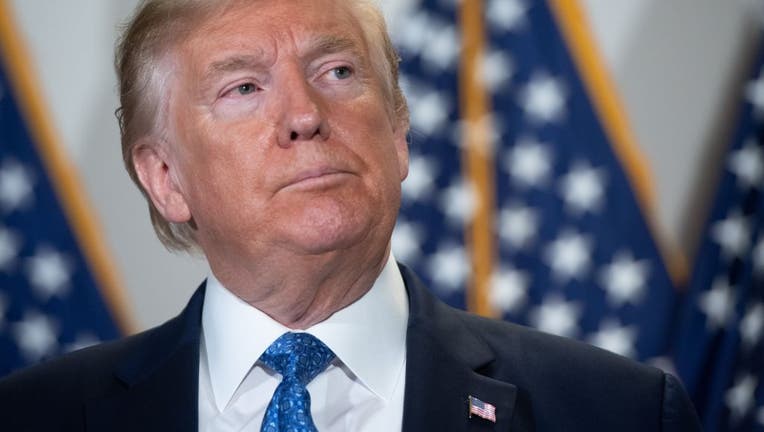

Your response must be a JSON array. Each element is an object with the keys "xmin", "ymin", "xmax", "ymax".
[
  {"xmin": 306, "ymin": 35, "xmax": 361, "ymax": 58},
  {"xmin": 203, "ymin": 54, "xmax": 264, "ymax": 84}
]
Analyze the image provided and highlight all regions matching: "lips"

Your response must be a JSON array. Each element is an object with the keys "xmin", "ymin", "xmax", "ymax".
[{"xmin": 280, "ymin": 166, "xmax": 352, "ymax": 191}]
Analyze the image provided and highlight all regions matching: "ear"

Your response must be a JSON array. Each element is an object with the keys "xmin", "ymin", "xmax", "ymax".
[
  {"xmin": 132, "ymin": 139, "xmax": 192, "ymax": 223},
  {"xmin": 393, "ymin": 118, "xmax": 409, "ymax": 182}
]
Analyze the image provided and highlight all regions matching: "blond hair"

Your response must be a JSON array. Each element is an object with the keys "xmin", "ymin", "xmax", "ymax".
[{"xmin": 115, "ymin": 0, "xmax": 409, "ymax": 251}]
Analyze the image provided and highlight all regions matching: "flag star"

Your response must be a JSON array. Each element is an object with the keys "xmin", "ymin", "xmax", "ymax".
[
  {"xmin": 486, "ymin": 0, "xmax": 528, "ymax": 33},
  {"xmin": 598, "ymin": 252, "xmax": 651, "ymax": 307},
  {"xmin": 65, "ymin": 332, "xmax": 100, "ymax": 353},
  {"xmin": 0, "ymin": 159, "xmax": 35, "ymax": 213},
  {"xmin": 392, "ymin": 220, "xmax": 424, "ymax": 264},
  {"xmin": 498, "ymin": 203, "xmax": 540, "ymax": 250},
  {"xmin": 758, "ymin": 406, "xmax": 764, "ymax": 425},
  {"xmin": 455, "ymin": 114, "xmax": 499, "ymax": 156},
  {"xmin": 529, "ymin": 295, "xmax": 582, "ymax": 337},
  {"xmin": 559, "ymin": 162, "xmax": 607, "ymax": 214},
  {"xmin": 588, "ymin": 319, "xmax": 638, "ymax": 358},
  {"xmin": 725, "ymin": 374, "xmax": 758, "ymax": 422},
  {"xmin": 12, "ymin": 310, "xmax": 59, "ymax": 361},
  {"xmin": 421, "ymin": 23, "xmax": 460, "ymax": 70},
  {"xmin": 544, "ymin": 230, "xmax": 593, "ymax": 281},
  {"xmin": 0, "ymin": 226, "xmax": 22, "ymax": 272},
  {"xmin": 711, "ymin": 212, "xmax": 751, "ymax": 259},
  {"xmin": 728, "ymin": 138, "xmax": 764, "ymax": 188},
  {"xmin": 740, "ymin": 303, "xmax": 764, "ymax": 349},
  {"xmin": 480, "ymin": 50, "xmax": 514, "ymax": 93},
  {"xmin": 409, "ymin": 90, "xmax": 451, "ymax": 136},
  {"xmin": 520, "ymin": 73, "xmax": 566, "ymax": 124},
  {"xmin": 426, "ymin": 243, "xmax": 470, "ymax": 294},
  {"xmin": 746, "ymin": 67, "xmax": 764, "ymax": 117},
  {"xmin": 698, "ymin": 278, "xmax": 736, "ymax": 329},
  {"xmin": 25, "ymin": 247, "xmax": 73, "ymax": 300},
  {"xmin": 503, "ymin": 137, "xmax": 553, "ymax": 187},
  {"xmin": 402, "ymin": 154, "xmax": 438, "ymax": 202},
  {"xmin": 439, "ymin": 179, "xmax": 477, "ymax": 227},
  {"xmin": 489, "ymin": 266, "xmax": 529, "ymax": 314},
  {"xmin": 392, "ymin": 11, "xmax": 431, "ymax": 56}
]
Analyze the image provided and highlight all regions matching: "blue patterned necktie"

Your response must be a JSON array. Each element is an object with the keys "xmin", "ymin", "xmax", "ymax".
[{"xmin": 259, "ymin": 332, "xmax": 335, "ymax": 432}]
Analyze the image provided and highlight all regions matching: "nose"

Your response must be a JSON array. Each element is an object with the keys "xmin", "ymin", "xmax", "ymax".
[{"xmin": 276, "ymin": 76, "xmax": 330, "ymax": 148}]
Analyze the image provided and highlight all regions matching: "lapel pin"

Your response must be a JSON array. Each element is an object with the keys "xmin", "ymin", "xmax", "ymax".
[{"xmin": 468, "ymin": 395, "xmax": 497, "ymax": 423}]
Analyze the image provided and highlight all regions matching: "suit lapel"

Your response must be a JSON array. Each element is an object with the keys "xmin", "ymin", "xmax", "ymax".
[
  {"xmin": 400, "ymin": 265, "xmax": 520, "ymax": 431},
  {"xmin": 85, "ymin": 284, "xmax": 206, "ymax": 431}
]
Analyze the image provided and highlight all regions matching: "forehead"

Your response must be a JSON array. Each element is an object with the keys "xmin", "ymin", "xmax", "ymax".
[{"xmin": 177, "ymin": 0, "xmax": 367, "ymax": 67}]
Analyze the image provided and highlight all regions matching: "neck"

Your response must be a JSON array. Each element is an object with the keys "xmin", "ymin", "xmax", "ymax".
[{"xmin": 207, "ymin": 241, "xmax": 391, "ymax": 329}]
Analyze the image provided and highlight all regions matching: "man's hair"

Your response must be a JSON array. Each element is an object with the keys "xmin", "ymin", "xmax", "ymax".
[{"xmin": 115, "ymin": 0, "xmax": 409, "ymax": 251}]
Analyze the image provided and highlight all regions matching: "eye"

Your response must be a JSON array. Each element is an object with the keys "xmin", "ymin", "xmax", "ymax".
[
  {"xmin": 331, "ymin": 66, "xmax": 353, "ymax": 80},
  {"xmin": 236, "ymin": 82, "xmax": 257, "ymax": 95}
]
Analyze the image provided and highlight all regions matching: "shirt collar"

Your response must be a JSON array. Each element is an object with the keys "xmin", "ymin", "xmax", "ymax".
[{"xmin": 202, "ymin": 252, "xmax": 409, "ymax": 411}]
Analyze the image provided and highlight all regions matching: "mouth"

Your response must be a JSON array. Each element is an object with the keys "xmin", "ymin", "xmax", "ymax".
[{"xmin": 281, "ymin": 167, "xmax": 352, "ymax": 191}]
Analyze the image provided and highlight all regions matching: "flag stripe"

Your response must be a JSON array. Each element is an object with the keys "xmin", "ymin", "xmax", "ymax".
[
  {"xmin": 0, "ymin": 0, "xmax": 134, "ymax": 333},
  {"xmin": 548, "ymin": 0, "xmax": 687, "ymax": 284},
  {"xmin": 458, "ymin": 0, "xmax": 496, "ymax": 317}
]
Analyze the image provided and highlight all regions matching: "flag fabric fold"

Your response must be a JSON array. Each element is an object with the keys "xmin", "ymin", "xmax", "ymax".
[{"xmin": 673, "ymin": 40, "xmax": 764, "ymax": 431}]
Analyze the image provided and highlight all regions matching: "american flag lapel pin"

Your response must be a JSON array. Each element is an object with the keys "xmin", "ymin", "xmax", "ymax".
[{"xmin": 468, "ymin": 395, "xmax": 497, "ymax": 423}]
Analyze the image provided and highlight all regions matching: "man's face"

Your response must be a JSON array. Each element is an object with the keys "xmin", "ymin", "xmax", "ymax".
[{"xmin": 154, "ymin": 0, "xmax": 408, "ymax": 265}]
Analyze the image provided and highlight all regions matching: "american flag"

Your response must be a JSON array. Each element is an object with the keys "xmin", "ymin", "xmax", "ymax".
[
  {"xmin": 389, "ymin": 0, "xmax": 680, "ymax": 363},
  {"xmin": 0, "ymin": 12, "xmax": 122, "ymax": 376},
  {"xmin": 468, "ymin": 395, "xmax": 497, "ymax": 422},
  {"xmin": 672, "ymin": 41, "xmax": 764, "ymax": 431}
]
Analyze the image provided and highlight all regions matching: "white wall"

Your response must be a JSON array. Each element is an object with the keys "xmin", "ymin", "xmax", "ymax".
[{"xmin": 8, "ymin": 0, "xmax": 760, "ymax": 330}]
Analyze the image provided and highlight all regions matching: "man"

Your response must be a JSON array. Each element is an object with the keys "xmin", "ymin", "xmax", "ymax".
[{"xmin": 0, "ymin": 0, "xmax": 701, "ymax": 430}]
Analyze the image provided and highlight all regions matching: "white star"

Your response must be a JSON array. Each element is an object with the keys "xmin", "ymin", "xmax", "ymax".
[
  {"xmin": 65, "ymin": 332, "xmax": 100, "ymax": 353},
  {"xmin": 489, "ymin": 266, "xmax": 529, "ymax": 314},
  {"xmin": 391, "ymin": 10, "xmax": 431, "ymax": 56},
  {"xmin": 0, "ymin": 226, "xmax": 22, "ymax": 272},
  {"xmin": 544, "ymin": 230, "xmax": 593, "ymax": 282},
  {"xmin": 498, "ymin": 203, "xmax": 539, "ymax": 250},
  {"xmin": 503, "ymin": 137, "xmax": 553, "ymax": 187},
  {"xmin": 421, "ymin": 22, "xmax": 460, "ymax": 70},
  {"xmin": 455, "ymin": 114, "xmax": 499, "ymax": 156},
  {"xmin": 746, "ymin": 67, "xmax": 764, "ymax": 117},
  {"xmin": 402, "ymin": 154, "xmax": 438, "ymax": 202},
  {"xmin": 392, "ymin": 220, "xmax": 424, "ymax": 264},
  {"xmin": 588, "ymin": 319, "xmax": 638, "ymax": 358},
  {"xmin": 409, "ymin": 90, "xmax": 451, "ymax": 136},
  {"xmin": 486, "ymin": 0, "xmax": 528, "ymax": 33},
  {"xmin": 726, "ymin": 374, "xmax": 758, "ymax": 422},
  {"xmin": 711, "ymin": 211, "xmax": 751, "ymax": 259},
  {"xmin": 0, "ymin": 159, "xmax": 35, "ymax": 213},
  {"xmin": 529, "ymin": 294, "xmax": 582, "ymax": 337},
  {"xmin": 25, "ymin": 247, "xmax": 73, "ymax": 300},
  {"xmin": 480, "ymin": 50, "xmax": 514, "ymax": 92},
  {"xmin": 598, "ymin": 252, "xmax": 651, "ymax": 307},
  {"xmin": 520, "ymin": 73, "xmax": 566, "ymax": 124},
  {"xmin": 698, "ymin": 278, "xmax": 736, "ymax": 329},
  {"xmin": 758, "ymin": 406, "xmax": 764, "ymax": 426},
  {"xmin": 728, "ymin": 138, "xmax": 764, "ymax": 189},
  {"xmin": 559, "ymin": 161, "xmax": 607, "ymax": 215},
  {"xmin": 426, "ymin": 243, "xmax": 470, "ymax": 294},
  {"xmin": 12, "ymin": 310, "xmax": 59, "ymax": 361},
  {"xmin": 439, "ymin": 178, "xmax": 477, "ymax": 227},
  {"xmin": 740, "ymin": 303, "xmax": 764, "ymax": 350}
]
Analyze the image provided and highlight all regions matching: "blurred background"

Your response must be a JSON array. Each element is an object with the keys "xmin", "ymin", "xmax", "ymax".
[{"xmin": 2, "ymin": 0, "xmax": 763, "ymax": 430}]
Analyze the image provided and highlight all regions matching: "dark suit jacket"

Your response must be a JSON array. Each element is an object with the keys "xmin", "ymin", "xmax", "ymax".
[{"xmin": 0, "ymin": 264, "xmax": 701, "ymax": 431}]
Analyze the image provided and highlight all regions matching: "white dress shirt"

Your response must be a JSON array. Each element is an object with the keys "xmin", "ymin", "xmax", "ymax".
[{"xmin": 198, "ymin": 252, "xmax": 409, "ymax": 431}]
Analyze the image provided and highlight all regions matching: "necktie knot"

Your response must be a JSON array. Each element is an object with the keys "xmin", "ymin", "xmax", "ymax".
[
  {"xmin": 259, "ymin": 332, "xmax": 335, "ymax": 432},
  {"xmin": 260, "ymin": 332, "xmax": 335, "ymax": 385}
]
